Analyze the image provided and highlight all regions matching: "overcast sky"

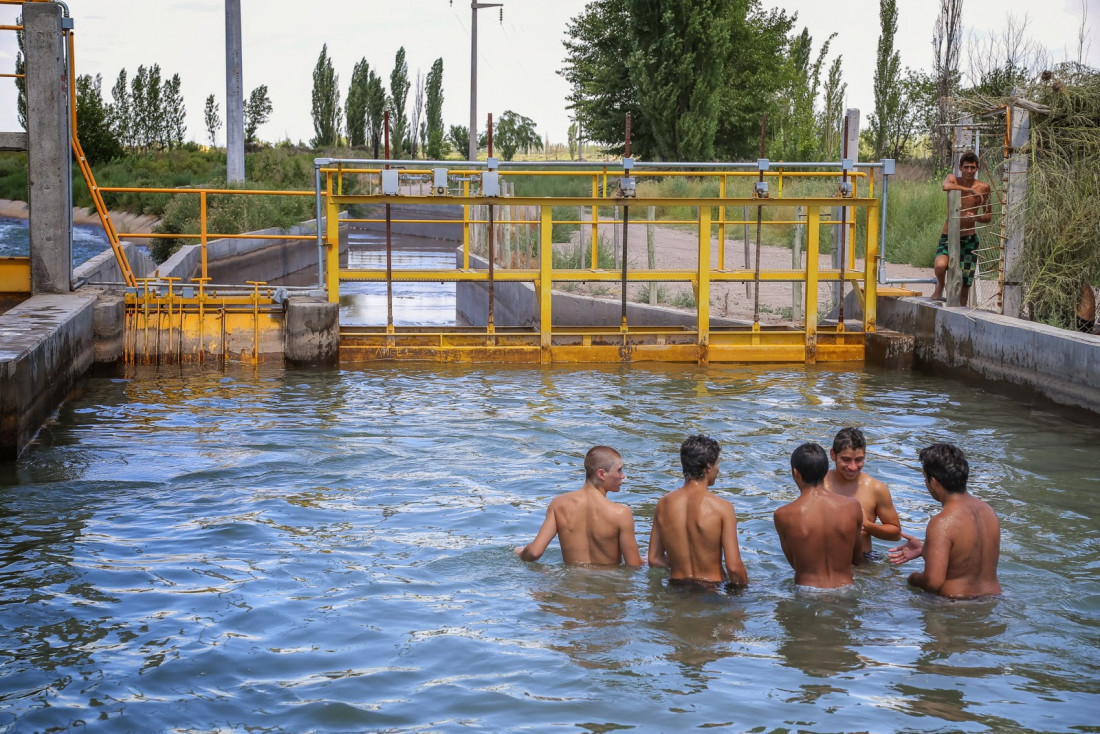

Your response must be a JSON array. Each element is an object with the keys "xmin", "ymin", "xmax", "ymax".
[{"xmin": 1, "ymin": 0, "xmax": 1096, "ymax": 151}]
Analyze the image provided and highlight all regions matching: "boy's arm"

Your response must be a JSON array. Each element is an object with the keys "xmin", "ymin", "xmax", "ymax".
[
  {"xmin": 647, "ymin": 511, "xmax": 669, "ymax": 568},
  {"xmin": 977, "ymin": 184, "xmax": 992, "ymax": 223},
  {"xmin": 721, "ymin": 504, "xmax": 748, "ymax": 586},
  {"xmin": 868, "ymin": 483, "xmax": 902, "ymax": 541},
  {"xmin": 887, "ymin": 532, "xmax": 924, "ymax": 564},
  {"xmin": 618, "ymin": 508, "xmax": 644, "ymax": 567},
  {"xmin": 851, "ymin": 506, "xmax": 865, "ymax": 566},
  {"xmin": 514, "ymin": 504, "xmax": 558, "ymax": 562},
  {"xmin": 908, "ymin": 516, "xmax": 950, "ymax": 593},
  {"xmin": 773, "ymin": 510, "xmax": 795, "ymax": 569}
]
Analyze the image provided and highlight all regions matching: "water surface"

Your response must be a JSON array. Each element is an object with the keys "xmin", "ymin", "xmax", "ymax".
[{"xmin": 1, "ymin": 364, "xmax": 1097, "ymax": 732}]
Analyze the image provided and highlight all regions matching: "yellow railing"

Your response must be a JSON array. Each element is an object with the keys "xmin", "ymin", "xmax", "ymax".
[{"xmin": 321, "ymin": 162, "xmax": 882, "ymax": 364}]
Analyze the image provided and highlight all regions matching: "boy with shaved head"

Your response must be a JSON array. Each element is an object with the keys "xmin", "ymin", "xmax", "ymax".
[{"xmin": 514, "ymin": 446, "xmax": 643, "ymax": 566}]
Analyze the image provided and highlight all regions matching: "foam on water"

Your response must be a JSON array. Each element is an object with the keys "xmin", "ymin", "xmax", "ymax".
[{"xmin": 1, "ymin": 363, "xmax": 1097, "ymax": 732}]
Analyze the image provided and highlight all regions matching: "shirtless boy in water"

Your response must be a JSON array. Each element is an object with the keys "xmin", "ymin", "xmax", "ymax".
[
  {"xmin": 514, "ymin": 446, "xmax": 643, "ymax": 566},
  {"xmin": 824, "ymin": 427, "xmax": 902, "ymax": 557},
  {"xmin": 774, "ymin": 442, "xmax": 864, "ymax": 589},
  {"xmin": 888, "ymin": 443, "xmax": 1001, "ymax": 598},
  {"xmin": 647, "ymin": 435, "xmax": 748, "ymax": 588}
]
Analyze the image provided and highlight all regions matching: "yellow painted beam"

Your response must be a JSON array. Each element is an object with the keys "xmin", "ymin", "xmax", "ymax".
[{"xmin": 0, "ymin": 257, "xmax": 31, "ymax": 293}]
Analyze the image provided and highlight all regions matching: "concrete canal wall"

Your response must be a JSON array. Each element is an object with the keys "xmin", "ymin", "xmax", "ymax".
[{"xmin": 877, "ymin": 296, "xmax": 1100, "ymax": 415}]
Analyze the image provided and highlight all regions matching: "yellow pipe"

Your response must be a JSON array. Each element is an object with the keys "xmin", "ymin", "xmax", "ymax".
[
  {"xmin": 697, "ymin": 207, "xmax": 711, "ymax": 353},
  {"xmin": 539, "ymin": 205, "xmax": 553, "ymax": 351}
]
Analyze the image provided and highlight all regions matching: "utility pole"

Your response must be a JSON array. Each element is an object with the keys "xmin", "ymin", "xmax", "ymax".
[
  {"xmin": 225, "ymin": 0, "xmax": 244, "ymax": 183},
  {"xmin": 469, "ymin": 2, "xmax": 503, "ymax": 161}
]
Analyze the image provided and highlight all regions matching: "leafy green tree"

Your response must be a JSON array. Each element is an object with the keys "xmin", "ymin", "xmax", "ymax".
[
  {"xmin": 562, "ymin": 0, "xmax": 793, "ymax": 161},
  {"xmin": 932, "ymin": 0, "xmax": 963, "ymax": 167},
  {"xmin": 75, "ymin": 73, "xmax": 123, "ymax": 165},
  {"xmin": 345, "ymin": 59, "xmax": 370, "ymax": 148},
  {"xmin": 561, "ymin": 0, "xmax": 641, "ymax": 156},
  {"xmin": 390, "ymin": 47, "xmax": 411, "ymax": 156},
  {"xmin": 245, "ymin": 84, "xmax": 272, "ymax": 146},
  {"xmin": 625, "ymin": 0, "xmax": 731, "ymax": 160},
  {"xmin": 713, "ymin": 4, "xmax": 794, "ymax": 160},
  {"xmin": 425, "ymin": 58, "xmax": 445, "ymax": 159},
  {"xmin": 366, "ymin": 70, "xmax": 387, "ymax": 158},
  {"xmin": 494, "ymin": 110, "xmax": 543, "ymax": 161},
  {"xmin": 15, "ymin": 15, "xmax": 26, "ymax": 130},
  {"xmin": 448, "ymin": 124, "xmax": 469, "ymax": 155},
  {"xmin": 130, "ymin": 66, "xmax": 147, "ymax": 148},
  {"xmin": 567, "ymin": 122, "xmax": 577, "ymax": 160},
  {"xmin": 869, "ymin": 0, "xmax": 901, "ymax": 159},
  {"xmin": 204, "ymin": 94, "xmax": 222, "ymax": 148},
  {"xmin": 163, "ymin": 73, "xmax": 186, "ymax": 149},
  {"xmin": 110, "ymin": 69, "xmax": 132, "ymax": 149},
  {"xmin": 310, "ymin": 44, "xmax": 341, "ymax": 147}
]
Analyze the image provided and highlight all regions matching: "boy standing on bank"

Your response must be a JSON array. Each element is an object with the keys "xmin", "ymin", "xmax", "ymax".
[
  {"xmin": 774, "ymin": 442, "xmax": 864, "ymax": 589},
  {"xmin": 648, "ymin": 435, "xmax": 748, "ymax": 588},
  {"xmin": 888, "ymin": 443, "xmax": 1002, "ymax": 598},
  {"xmin": 825, "ymin": 427, "xmax": 902, "ymax": 557},
  {"xmin": 930, "ymin": 150, "xmax": 991, "ymax": 306},
  {"xmin": 514, "ymin": 445, "xmax": 643, "ymax": 566}
]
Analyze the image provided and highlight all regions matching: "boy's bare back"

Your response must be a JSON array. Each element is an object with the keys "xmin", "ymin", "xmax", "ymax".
[
  {"xmin": 545, "ymin": 488, "xmax": 640, "ymax": 565},
  {"xmin": 774, "ymin": 490, "xmax": 863, "ymax": 588},
  {"xmin": 514, "ymin": 446, "xmax": 642, "ymax": 566},
  {"xmin": 649, "ymin": 487, "xmax": 746, "ymax": 585},
  {"xmin": 647, "ymin": 435, "xmax": 748, "ymax": 587}
]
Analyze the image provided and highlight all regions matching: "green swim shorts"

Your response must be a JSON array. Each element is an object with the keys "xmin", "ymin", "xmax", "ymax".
[{"xmin": 936, "ymin": 234, "xmax": 979, "ymax": 287}]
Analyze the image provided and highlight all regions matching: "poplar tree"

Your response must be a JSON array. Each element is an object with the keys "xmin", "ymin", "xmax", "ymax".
[
  {"xmin": 110, "ymin": 69, "xmax": 132, "ymax": 149},
  {"xmin": 409, "ymin": 69, "xmax": 425, "ymax": 158},
  {"xmin": 870, "ymin": 0, "xmax": 901, "ymax": 160},
  {"xmin": 163, "ymin": 73, "xmax": 186, "ymax": 149},
  {"xmin": 345, "ymin": 59, "xmax": 370, "ymax": 148},
  {"xmin": 14, "ymin": 15, "xmax": 26, "ymax": 130},
  {"xmin": 389, "ymin": 47, "xmax": 411, "ymax": 157},
  {"xmin": 75, "ymin": 73, "xmax": 123, "ymax": 164},
  {"xmin": 932, "ymin": 0, "xmax": 964, "ymax": 167},
  {"xmin": 145, "ymin": 64, "xmax": 163, "ymax": 149},
  {"xmin": 245, "ymin": 84, "xmax": 272, "ymax": 146},
  {"xmin": 204, "ymin": 94, "xmax": 222, "ymax": 148},
  {"xmin": 425, "ymin": 58, "xmax": 445, "ymax": 159},
  {"xmin": 130, "ymin": 66, "xmax": 148, "ymax": 150},
  {"xmin": 366, "ymin": 71, "xmax": 387, "ymax": 158},
  {"xmin": 310, "ymin": 44, "xmax": 341, "ymax": 148},
  {"xmin": 495, "ymin": 110, "xmax": 543, "ymax": 161},
  {"xmin": 819, "ymin": 56, "xmax": 847, "ymax": 160}
]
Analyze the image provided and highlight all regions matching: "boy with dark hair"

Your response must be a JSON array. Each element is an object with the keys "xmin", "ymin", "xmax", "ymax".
[
  {"xmin": 931, "ymin": 150, "xmax": 991, "ymax": 305},
  {"xmin": 648, "ymin": 435, "xmax": 748, "ymax": 588},
  {"xmin": 774, "ymin": 442, "xmax": 864, "ymax": 589},
  {"xmin": 888, "ymin": 443, "xmax": 1002, "ymax": 598},
  {"xmin": 514, "ymin": 445, "xmax": 643, "ymax": 566},
  {"xmin": 825, "ymin": 427, "xmax": 902, "ymax": 557}
]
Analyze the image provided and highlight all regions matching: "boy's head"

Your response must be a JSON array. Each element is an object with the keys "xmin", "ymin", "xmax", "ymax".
[{"xmin": 681, "ymin": 434, "xmax": 720, "ymax": 481}]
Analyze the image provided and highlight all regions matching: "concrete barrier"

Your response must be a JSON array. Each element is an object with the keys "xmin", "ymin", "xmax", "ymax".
[
  {"xmin": 0, "ymin": 293, "xmax": 97, "ymax": 459},
  {"xmin": 878, "ymin": 296, "xmax": 1100, "ymax": 415},
  {"xmin": 157, "ymin": 215, "xmax": 346, "ymax": 283},
  {"xmin": 75, "ymin": 241, "xmax": 158, "ymax": 284}
]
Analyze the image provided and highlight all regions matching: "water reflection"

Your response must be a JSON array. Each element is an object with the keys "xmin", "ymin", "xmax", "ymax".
[{"xmin": 339, "ymin": 235, "xmax": 458, "ymax": 326}]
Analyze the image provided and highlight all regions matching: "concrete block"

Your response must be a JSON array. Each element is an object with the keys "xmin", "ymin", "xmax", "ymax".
[
  {"xmin": 865, "ymin": 329, "xmax": 914, "ymax": 369},
  {"xmin": 285, "ymin": 297, "xmax": 339, "ymax": 364},
  {"xmin": 92, "ymin": 292, "xmax": 125, "ymax": 364},
  {"xmin": 0, "ymin": 293, "xmax": 96, "ymax": 459}
]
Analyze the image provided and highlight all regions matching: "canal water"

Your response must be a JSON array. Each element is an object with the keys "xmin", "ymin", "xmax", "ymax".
[
  {"xmin": 1, "ymin": 361, "xmax": 1097, "ymax": 732},
  {"xmin": 0, "ymin": 215, "xmax": 115, "ymax": 266}
]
